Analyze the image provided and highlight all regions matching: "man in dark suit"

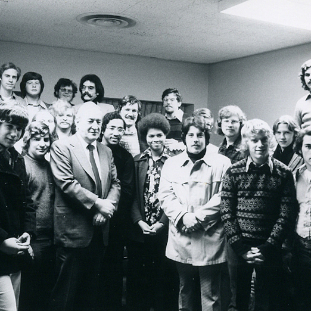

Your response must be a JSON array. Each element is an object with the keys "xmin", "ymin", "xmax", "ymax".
[{"xmin": 49, "ymin": 102, "xmax": 120, "ymax": 311}]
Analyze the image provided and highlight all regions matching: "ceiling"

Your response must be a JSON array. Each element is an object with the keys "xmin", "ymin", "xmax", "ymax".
[{"xmin": 1, "ymin": 0, "xmax": 311, "ymax": 64}]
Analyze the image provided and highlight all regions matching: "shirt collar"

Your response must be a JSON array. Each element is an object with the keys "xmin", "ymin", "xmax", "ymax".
[
  {"xmin": 25, "ymin": 98, "xmax": 47, "ymax": 109},
  {"xmin": 306, "ymin": 93, "xmax": 311, "ymax": 100},
  {"xmin": 246, "ymin": 156, "xmax": 273, "ymax": 173},
  {"xmin": 77, "ymin": 133, "xmax": 97, "ymax": 151},
  {"xmin": 178, "ymin": 147, "xmax": 216, "ymax": 167},
  {"xmin": 165, "ymin": 109, "xmax": 183, "ymax": 122},
  {"xmin": 220, "ymin": 135, "xmax": 242, "ymax": 149},
  {"xmin": 140, "ymin": 146, "xmax": 171, "ymax": 162},
  {"xmin": 0, "ymin": 93, "xmax": 15, "ymax": 101}
]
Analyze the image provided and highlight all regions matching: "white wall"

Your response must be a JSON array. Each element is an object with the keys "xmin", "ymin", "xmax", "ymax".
[
  {"xmin": 0, "ymin": 41, "xmax": 209, "ymax": 107},
  {"xmin": 208, "ymin": 43, "xmax": 311, "ymax": 130}
]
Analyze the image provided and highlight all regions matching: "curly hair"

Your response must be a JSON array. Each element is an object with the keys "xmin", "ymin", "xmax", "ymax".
[
  {"xmin": 240, "ymin": 119, "xmax": 276, "ymax": 156},
  {"xmin": 161, "ymin": 88, "xmax": 182, "ymax": 103},
  {"xmin": 138, "ymin": 113, "xmax": 170, "ymax": 143},
  {"xmin": 181, "ymin": 116, "xmax": 210, "ymax": 145},
  {"xmin": 216, "ymin": 105, "xmax": 247, "ymax": 136},
  {"xmin": 22, "ymin": 121, "xmax": 54, "ymax": 155},
  {"xmin": 299, "ymin": 59, "xmax": 311, "ymax": 91},
  {"xmin": 20, "ymin": 72, "xmax": 44, "ymax": 98}
]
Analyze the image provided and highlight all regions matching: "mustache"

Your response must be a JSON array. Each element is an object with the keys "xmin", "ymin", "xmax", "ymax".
[{"xmin": 82, "ymin": 92, "xmax": 93, "ymax": 98}]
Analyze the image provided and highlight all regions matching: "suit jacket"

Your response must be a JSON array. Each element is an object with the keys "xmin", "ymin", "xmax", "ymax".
[{"xmin": 50, "ymin": 134, "xmax": 120, "ymax": 248}]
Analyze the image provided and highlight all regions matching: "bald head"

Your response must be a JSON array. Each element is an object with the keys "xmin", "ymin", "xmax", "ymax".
[{"xmin": 75, "ymin": 102, "xmax": 103, "ymax": 143}]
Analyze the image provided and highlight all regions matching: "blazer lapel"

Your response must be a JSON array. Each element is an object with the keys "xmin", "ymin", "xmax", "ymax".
[{"xmin": 70, "ymin": 135, "xmax": 95, "ymax": 182}]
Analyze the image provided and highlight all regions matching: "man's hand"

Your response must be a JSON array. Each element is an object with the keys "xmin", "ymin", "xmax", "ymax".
[
  {"xmin": 0, "ymin": 237, "xmax": 29, "ymax": 255},
  {"xmin": 18, "ymin": 232, "xmax": 31, "ymax": 246},
  {"xmin": 149, "ymin": 222, "xmax": 165, "ymax": 235},
  {"xmin": 181, "ymin": 213, "xmax": 202, "ymax": 233},
  {"xmin": 93, "ymin": 213, "xmax": 107, "ymax": 226},
  {"xmin": 138, "ymin": 221, "xmax": 156, "ymax": 235},
  {"xmin": 242, "ymin": 247, "xmax": 265, "ymax": 265},
  {"xmin": 94, "ymin": 198, "xmax": 115, "ymax": 218}
]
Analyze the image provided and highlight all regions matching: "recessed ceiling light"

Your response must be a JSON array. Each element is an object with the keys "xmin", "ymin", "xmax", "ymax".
[
  {"xmin": 77, "ymin": 13, "xmax": 136, "ymax": 29},
  {"xmin": 221, "ymin": 0, "xmax": 311, "ymax": 31}
]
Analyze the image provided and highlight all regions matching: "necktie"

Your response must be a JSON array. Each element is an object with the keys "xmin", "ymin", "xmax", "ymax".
[{"xmin": 87, "ymin": 144, "xmax": 102, "ymax": 198}]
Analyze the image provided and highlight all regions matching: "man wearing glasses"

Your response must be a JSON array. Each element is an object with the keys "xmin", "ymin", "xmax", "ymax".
[
  {"xmin": 53, "ymin": 78, "xmax": 78, "ymax": 106},
  {"xmin": 98, "ymin": 111, "xmax": 135, "ymax": 311}
]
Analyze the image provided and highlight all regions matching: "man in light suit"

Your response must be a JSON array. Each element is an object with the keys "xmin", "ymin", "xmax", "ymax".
[{"xmin": 49, "ymin": 102, "xmax": 120, "ymax": 311}]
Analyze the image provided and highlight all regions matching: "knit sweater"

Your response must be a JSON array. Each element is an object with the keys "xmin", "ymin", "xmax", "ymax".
[
  {"xmin": 24, "ymin": 154, "xmax": 54, "ymax": 235},
  {"xmin": 220, "ymin": 157, "xmax": 298, "ymax": 258}
]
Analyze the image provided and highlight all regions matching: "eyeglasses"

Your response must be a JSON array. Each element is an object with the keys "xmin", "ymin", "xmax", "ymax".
[
  {"xmin": 60, "ymin": 87, "xmax": 73, "ymax": 94},
  {"xmin": 106, "ymin": 126, "xmax": 125, "ymax": 134},
  {"xmin": 222, "ymin": 119, "xmax": 239, "ymax": 125}
]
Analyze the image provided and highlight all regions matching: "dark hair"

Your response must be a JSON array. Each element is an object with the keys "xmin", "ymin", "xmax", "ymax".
[
  {"xmin": 22, "ymin": 121, "xmax": 54, "ymax": 155},
  {"xmin": 299, "ymin": 59, "xmax": 311, "ymax": 91},
  {"xmin": 295, "ymin": 129, "xmax": 311, "ymax": 156},
  {"xmin": 0, "ymin": 102, "xmax": 29, "ymax": 136},
  {"xmin": 79, "ymin": 74, "xmax": 104, "ymax": 102},
  {"xmin": 0, "ymin": 62, "xmax": 21, "ymax": 81},
  {"xmin": 138, "ymin": 113, "xmax": 170, "ymax": 144},
  {"xmin": 161, "ymin": 88, "xmax": 182, "ymax": 103},
  {"xmin": 102, "ymin": 111, "xmax": 125, "ymax": 133},
  {"xmin": 181, "ymin": 116, "xmax": 210, "ymax": 145},
  {"xmin": 54, "ymin": 78, "xmax": 78, "ymax": 100},
  {"xmin": 116, "ymin": 95, "xmax": 142, "ymax": 123},
  {"xmin": 20, "ymin": 72, "xmax": 44, "ymax": 98}
]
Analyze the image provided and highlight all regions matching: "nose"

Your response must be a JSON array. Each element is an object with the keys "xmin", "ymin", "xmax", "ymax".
[
  {"xmin": 90, "ymin": 121, "xmax": 99, "ymax": 129},
  {"xmin": 10, "ymin": 127, "xmax": 18, "ymax": 137}
]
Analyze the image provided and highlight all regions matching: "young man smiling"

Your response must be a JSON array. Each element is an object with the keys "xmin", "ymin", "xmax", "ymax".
[{"xmin": 221, "ymin": 119, "xmax": 298, "ymax": 311}]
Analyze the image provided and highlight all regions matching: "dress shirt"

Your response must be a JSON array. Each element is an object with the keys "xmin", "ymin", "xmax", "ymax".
[
  {"xmin": 245, "ymin": 156, "xmax": 273, "ymax": 173},
  {"xmin": 77, "ymin": 134, "xmax": 102, "ymax": 180}
]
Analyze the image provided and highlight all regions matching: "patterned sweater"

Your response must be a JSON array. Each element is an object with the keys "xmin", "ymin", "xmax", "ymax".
[{"xmin": 220, "ymin": 157, "xmax": 298, "ymax": 258}]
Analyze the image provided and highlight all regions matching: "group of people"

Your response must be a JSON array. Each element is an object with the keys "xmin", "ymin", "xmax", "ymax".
[{"xmin": 1, "ymin": 58, "xmax": 311, "ymax": 311}]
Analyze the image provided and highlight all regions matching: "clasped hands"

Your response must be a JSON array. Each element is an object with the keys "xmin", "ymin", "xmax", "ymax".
[
  {"xmin": 242, "ymin": 247, "xmax": 265, "ymax": 265},
  {"xmin": 0, "ymin": 232, "xmax": 33, "ymax": 257},
  {"xmin": 93, "ymin": 198, "xmax": 116, "ymax": 226},
  {"xmin": 181, "ymin": 213, "xmax": 202, "ymax": 234},
  {"xmin": 138, "ymin": 220, "xmax": 164, "ymax": 235}
]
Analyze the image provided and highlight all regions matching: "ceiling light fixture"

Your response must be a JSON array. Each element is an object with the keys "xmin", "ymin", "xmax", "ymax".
[
  {"xmin": 77, "ymin": 13, "xmax": 136, "ymax": 29},
  {"xmin": 221, "ymin": 0, "xmax": 311, "ymax": 31}
]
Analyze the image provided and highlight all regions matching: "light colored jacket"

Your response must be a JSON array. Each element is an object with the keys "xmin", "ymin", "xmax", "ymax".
[{"xmin": 158, "ymin": 150, "xmax": 231, "ymax": 266}]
